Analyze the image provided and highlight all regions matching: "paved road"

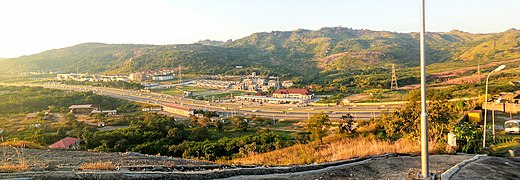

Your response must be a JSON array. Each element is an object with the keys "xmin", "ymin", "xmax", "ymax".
[{"xmin": 5, "ymin": 83, "xmax": 398, "ymax": 120}]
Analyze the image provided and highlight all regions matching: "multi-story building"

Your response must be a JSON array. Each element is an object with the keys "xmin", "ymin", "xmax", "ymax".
[{"xmin": 272, "ymin": 89, "xmax": 314, "ymax": 99}]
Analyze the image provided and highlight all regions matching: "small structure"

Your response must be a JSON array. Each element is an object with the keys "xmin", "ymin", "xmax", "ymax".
[
  {"xmin": 162, "ymin": 104, "xmax": 194, "ymax": 116},
  {"xmin": 49, "ymin": 137, "xmax": 80, "ymax": 149},
  {"xmin": 142, "ymin": 107, "xmax": 162, "ymax": 112},
  {"xmin": 69, "ymin": 104, "xmax": 98, "ymax": 114},
  {"xmin": 91, "ymin": 110, "xmax": 117, "ymax": 115}
]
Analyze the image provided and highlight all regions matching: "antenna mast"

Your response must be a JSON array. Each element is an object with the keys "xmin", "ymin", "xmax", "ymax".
[{"xmin": 390, "ymin": 64, "xmax": 399, "ymax": 90}]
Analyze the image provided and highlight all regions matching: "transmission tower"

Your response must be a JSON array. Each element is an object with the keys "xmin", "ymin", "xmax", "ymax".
[{"xmin": 390, "ymin": 64, "xmax": 399, "ymax": 90}]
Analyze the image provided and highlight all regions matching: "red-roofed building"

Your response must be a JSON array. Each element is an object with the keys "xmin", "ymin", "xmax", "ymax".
[
  {"xmin": 162, "ymin": 104, "xmax": 194, "ymax": 116},
  {"xmin": 49, "ymin": 137, "xmax": 80, "ymax": 149},
  {"xmin": 273, "ymin": 89, "xmax": 314, "ymax": 99}
]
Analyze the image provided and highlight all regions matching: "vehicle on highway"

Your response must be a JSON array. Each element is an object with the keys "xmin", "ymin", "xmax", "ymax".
[
  {"xmin": 252, "ymin": 109, "xmax": 259, "ymax": 112},
  {"xmin": 504, "ymin": 120, "xmax": 520, "ymax": 134}
]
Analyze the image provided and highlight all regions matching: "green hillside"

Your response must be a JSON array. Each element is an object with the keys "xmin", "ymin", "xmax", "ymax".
[{"xmin": 1, "ymin": 27, "xmax": 519, "ymax": 86}]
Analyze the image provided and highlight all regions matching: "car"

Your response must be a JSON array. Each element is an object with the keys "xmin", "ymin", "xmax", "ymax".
[{"xmin": 252, "ymin": 109, "xmax": 259, "ymax": 112}]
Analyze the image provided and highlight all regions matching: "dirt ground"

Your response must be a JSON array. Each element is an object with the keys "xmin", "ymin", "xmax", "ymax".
[
  {"xmin": 0, "ymin": 147, "xmax": 212, "ymax": 172},
  {"xmin": 1, "ymin": 148, "xmax": 518, "ymax": 179},
  {"xmin": 451, "ymin": 156, "xmax": 520, "ymax": 180},
  {"xmin": 223, "ymin": 155, "xmax": 474, "ymax": 180}
]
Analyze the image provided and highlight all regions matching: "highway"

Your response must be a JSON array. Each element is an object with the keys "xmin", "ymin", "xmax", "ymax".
[{"xmin": 5, "ymin": 83, "xmax": 400, "ymax": 121}]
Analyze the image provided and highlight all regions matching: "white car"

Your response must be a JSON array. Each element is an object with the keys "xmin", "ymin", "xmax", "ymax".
[{"xmin": 505, "ymin": 120, "xmax": 520, "ymax": 134}]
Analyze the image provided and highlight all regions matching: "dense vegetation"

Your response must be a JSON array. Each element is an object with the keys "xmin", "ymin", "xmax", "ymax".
[
  {"xmin": 0, "ymin": 86, "xmax": 137, "ymax": 115},
  {"xmin": 0, "ymin": 86, "xmax": 292, "ymax": 161}
]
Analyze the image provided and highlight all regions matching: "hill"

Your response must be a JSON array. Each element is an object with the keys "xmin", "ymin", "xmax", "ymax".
[{"xmin": 1, "ymin": 27, "xmax": 519, "ymax": 85}]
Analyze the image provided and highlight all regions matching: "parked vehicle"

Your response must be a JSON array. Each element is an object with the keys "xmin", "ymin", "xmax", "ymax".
[{"xmin": 504, "ymin": 120, "xmax": 520, "ymax": 134}]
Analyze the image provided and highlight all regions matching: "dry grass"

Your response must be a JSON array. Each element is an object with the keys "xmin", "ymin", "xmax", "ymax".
[
  {"xmin": 0, "ymin": 145, "xmax": 30, "ymax": 172},
  {"xmin": 0, "ymin": 160, "xmax": 29, "ymax": 173},
  {"xmin": 80, "ymin": 161, "xmax": 116, "ymax": 171},
  {"xmin": 225, "ymin": 135, "xmax": 439, "ymax": 166},
  {"xmin": 0, "ymin": 140, "xmax": 43, "ymax": 149}
]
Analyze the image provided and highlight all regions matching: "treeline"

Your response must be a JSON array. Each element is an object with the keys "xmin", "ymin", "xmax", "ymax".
[
  {"xmin": 73, "ymin": 113, "xmax": 290, "ymax": 161},
  {"xmin": 0, "ymin": 86, "xmax": 140, "ymax": 115}
]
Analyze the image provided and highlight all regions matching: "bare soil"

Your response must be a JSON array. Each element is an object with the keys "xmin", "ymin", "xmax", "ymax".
[{"xmin": 1, "ymin": 147, "xmax": 518, "ymax": 180}]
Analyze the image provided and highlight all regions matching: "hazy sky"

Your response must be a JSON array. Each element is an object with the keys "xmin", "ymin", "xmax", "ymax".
[{"xmin": 0, "ymin": 0, "xmax": 519, "ymax": 58}]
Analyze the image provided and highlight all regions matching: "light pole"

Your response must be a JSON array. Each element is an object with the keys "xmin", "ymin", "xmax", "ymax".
[
  {"xmin": 483, "ymin": 65, "xmax": 506, "ymax": 148},
  {"xmin": 419, "ymin": 0, "xmax": 429, "ymax": 178}
]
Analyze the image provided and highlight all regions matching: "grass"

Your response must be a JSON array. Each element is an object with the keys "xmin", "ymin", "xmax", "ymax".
[
  {"xmin": 0, "ymin": 141, "xmax": 43, "ymax": 149},
  {"xmin": 0, "ymin": 163, "xmax": 29, "ymax": 173},
  {"xmin": 0, "ymin": 146, "xmax": 30, "ymax": 173},
  {"xmin": 80, "ymin": 161, "xmax": 116, "ymax": 171},
  {"xmin": 224, "ymin": 135, "xmax": 439, "ymax": 166}
]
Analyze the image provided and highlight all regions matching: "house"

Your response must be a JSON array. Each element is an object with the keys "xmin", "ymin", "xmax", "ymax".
[
  {"xmin": 49, "ymin": 137, "xmax": 80, "ymax": 149},
  {"xmin": 69, "ymin": 104, "xmax": 98, "ymax": 114},
  {"xmin": 91, "ymin": 110, "xmax": 117, "ymax": 115},
  {"xmin": 514, "ymin": 94, "xmax": 520, "ymax": 104},
  {"xmin": 162, "ymin": 104, "xmax": 194, "ymax": 116},
  {"xmin": 281, "ymin": 81, "xmax": 294, "ymax": 88},
  {"xmin": 273, "ymin": 89, "xmax": 314, "ymax": 99},
  {"xmin": 142, "ymin": 107, "xmax": 162, "ymax": 112},
  {"xmin": 152, "ymin": 74, "xmax": 174, "ymax": 81}
]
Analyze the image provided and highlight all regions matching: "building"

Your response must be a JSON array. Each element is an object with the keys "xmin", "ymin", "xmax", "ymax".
[
  {"xmin": 49, "ymin": 137, "xmax": 81, "ymax": 149},
  {"xmin": 129, "ymin": 72, "xmax": 143, "ymax": 82},
  {"xmin": 91, "ymin": 110, "xmax": 117, "ymax": 115},
  {"xmin": 268, "ymin": 80, "xmax": 278, "ymax": 88},
  {"xmin": 69, "ymin": 104, "xmax": 99, "ymax": 114},
  {"xmin": 282, "ymin": 81, "xmax": 294, "ymax": 88},
  {"xmin": 162, "ymin": 104, "xmax": 194, "ymax": 116},
  {"xmin": 142, "ymin": 107, "xmax": 162, "ymax": 112},
  {"xmin": 152, "ymin": 74, "xmax": 174, "ymax": 81},
  {"xmin": 273, "ymin": 89, "xmax": 314, "ymax": 99},
  {"xmin": 235, "ymin": 95, "xmax": 307, "ymax": 104}
]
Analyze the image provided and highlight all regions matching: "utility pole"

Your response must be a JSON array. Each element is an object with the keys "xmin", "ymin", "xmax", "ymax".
[
  {"xmin": 390, "ymin": 64, "xmax": 399, "ymax": 90},
  {"xmin": 419, "ymin": 0, "xmax": 429, "ymax": 178}
]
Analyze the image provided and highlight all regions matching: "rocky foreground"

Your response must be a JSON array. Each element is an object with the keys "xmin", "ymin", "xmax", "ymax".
[{"xmin": 0, "ymin": 147, "xmax": 518, "ymax": 179}]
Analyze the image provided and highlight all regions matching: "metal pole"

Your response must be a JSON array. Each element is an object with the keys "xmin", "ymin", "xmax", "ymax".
[
  {"xmin": 419, "ymin": 0, "xmax": 429, "ymax": 178},
  {"xmin": 483, "ymin": 73, "xmax": 491, "ymax": 147},
  {"xmin": 492, "ymin": 105, "xmax": 495, "ymax": 144}
]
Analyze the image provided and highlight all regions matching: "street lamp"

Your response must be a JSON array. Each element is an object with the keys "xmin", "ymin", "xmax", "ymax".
[
  {"xmin": 419, "ymin": 0, "xmax": 429, "ymax": 177},
  {"xmin": 483, "ymin": 65, "xmax": 506, "ymax": 148}
]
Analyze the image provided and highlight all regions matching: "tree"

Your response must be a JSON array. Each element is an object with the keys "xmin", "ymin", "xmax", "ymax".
[
  {"xmin": 306, "ymin": 113, "xmax": 330, "ymax": 143},
  {"xmin": 197, "ymin": 117, "xmax": 210, "ymax": 127},
  {"xmin": 231, "ymin": 116, "xmax": 248, "ymax": 132},
  {"xmin": 339, "ymin": 114, "xmax": 355, "ymax": 134},
  {"xmin": 214, "ymin": 119, "xmax": 224, "ymax": 132}
]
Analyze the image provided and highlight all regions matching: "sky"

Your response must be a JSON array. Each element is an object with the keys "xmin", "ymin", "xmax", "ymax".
[{"xmin": 0, "ymin": 0, "xmax": 519, "ymax": 58}]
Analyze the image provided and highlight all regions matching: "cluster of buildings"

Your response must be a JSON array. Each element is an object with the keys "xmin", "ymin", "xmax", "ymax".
[
  {"xmin": 235, "ymin": 88, "xmax": 314, "ymax": 104},
  {"xmin": 56, "ymin": 69, "xmax": 179, "ymax": 83},
  {"xmin": 228, "ymin": 72, "xmax": 293, "ymax": 92},
  {"xmin": 484, "ymin": 90, "xmax": 520, "ymax": 113},
  {"xmin": 56, "ymin": 73, "xmax": 129, "ymax": 82},
  {"xmin": 195, "ymin": 80, "xmax": 239, "ymax": 89}
]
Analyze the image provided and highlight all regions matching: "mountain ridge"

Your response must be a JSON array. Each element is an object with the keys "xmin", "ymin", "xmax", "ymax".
[{"xmin": 1, "ymin": 27, "xmax": 519, "ymax": 83}]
